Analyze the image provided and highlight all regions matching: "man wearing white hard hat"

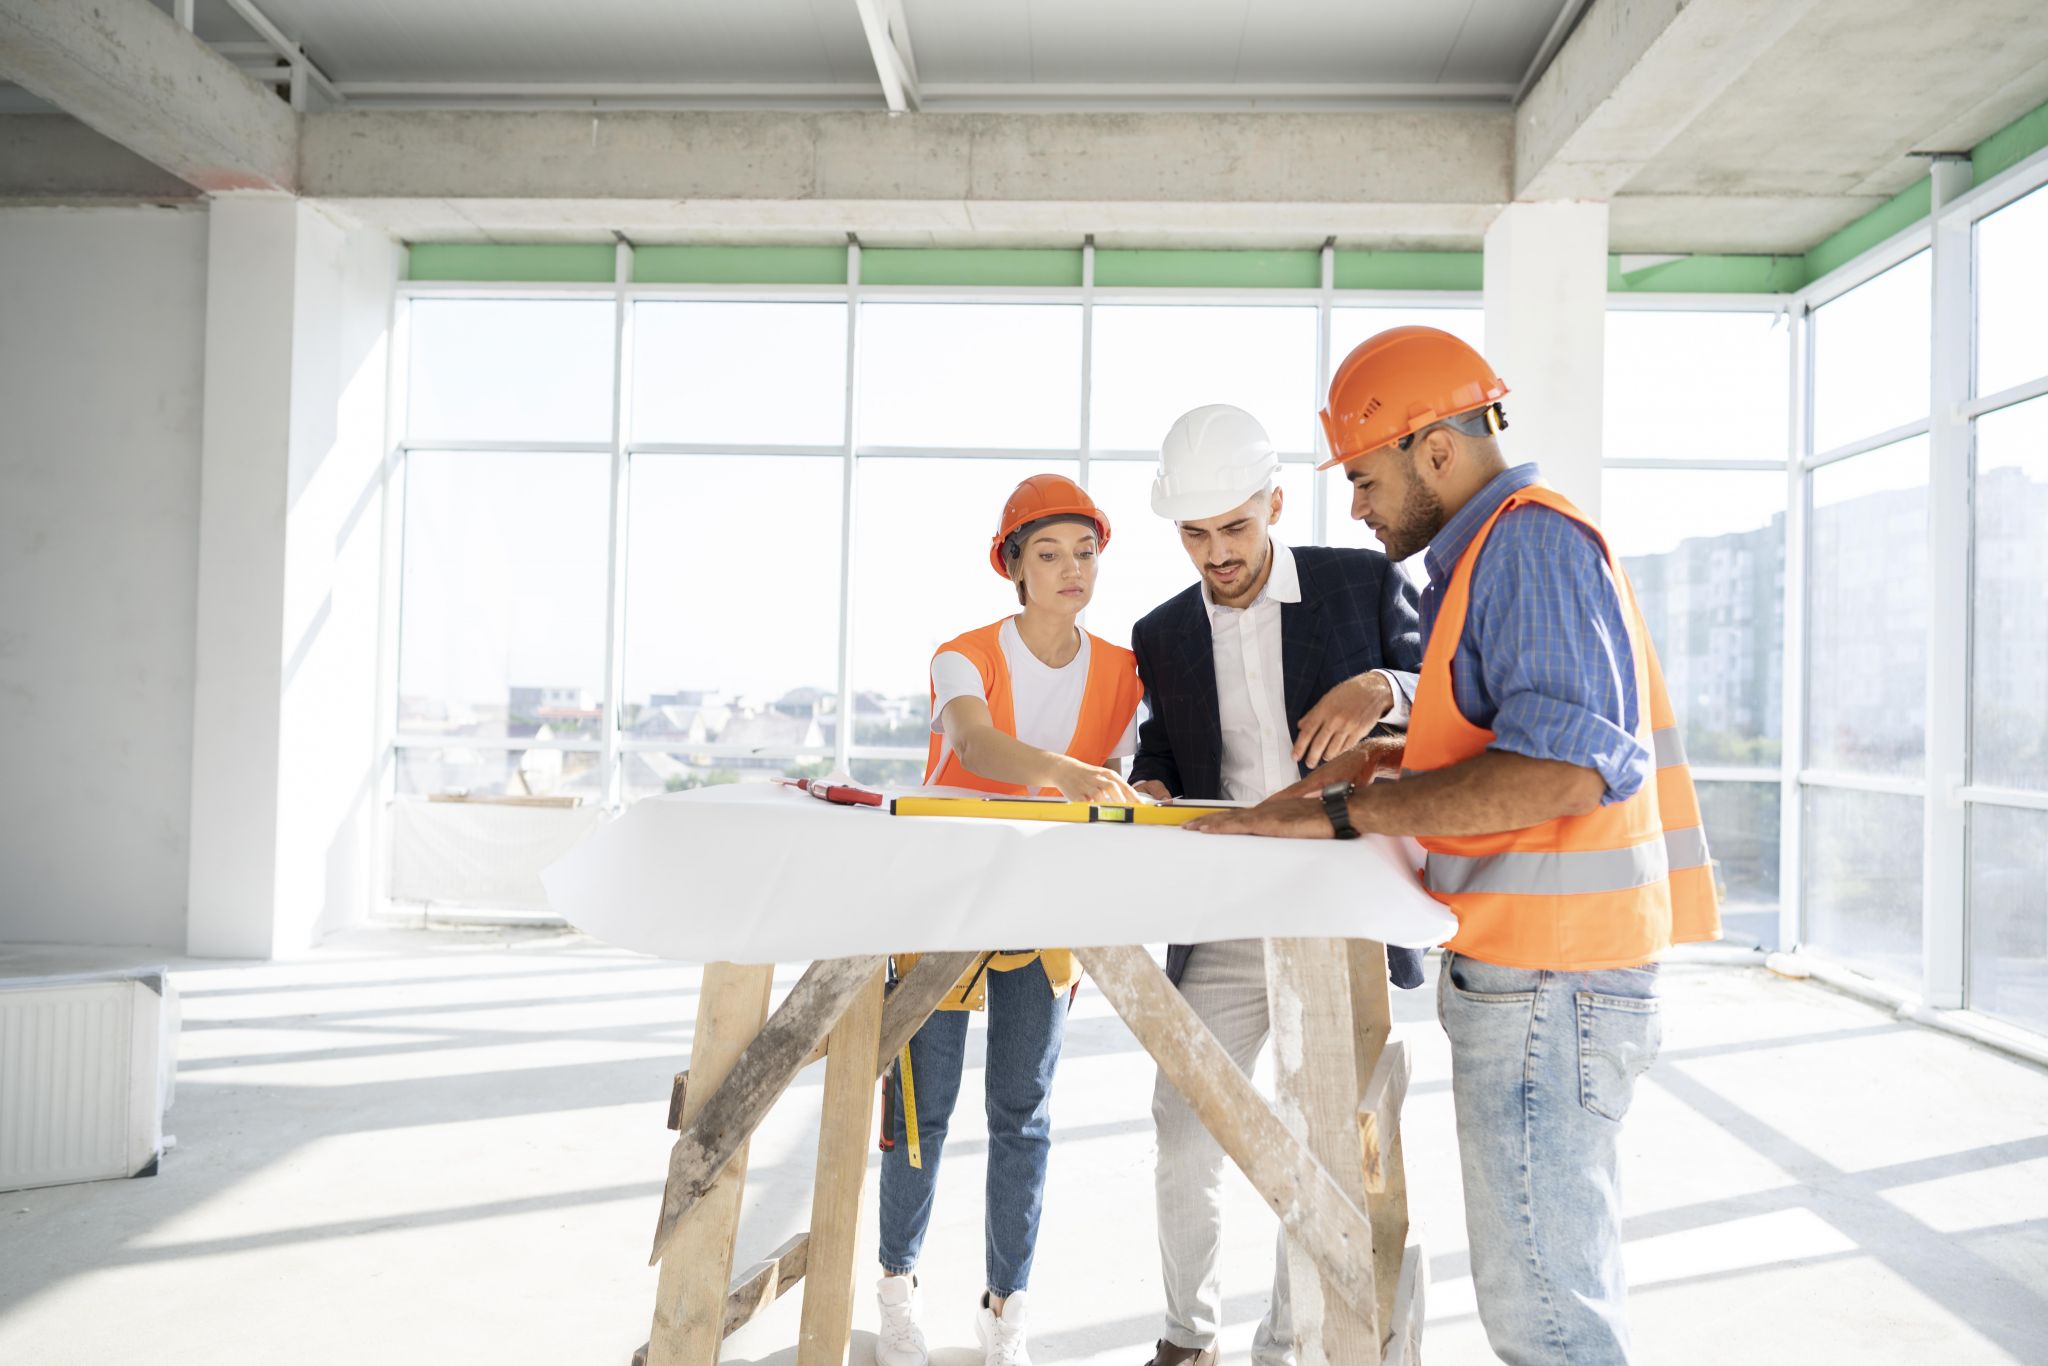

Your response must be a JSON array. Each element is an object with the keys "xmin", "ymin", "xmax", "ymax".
[{"xmin": 1127, "ymin": 404, "xmax": 1423, "ymax": 1366}]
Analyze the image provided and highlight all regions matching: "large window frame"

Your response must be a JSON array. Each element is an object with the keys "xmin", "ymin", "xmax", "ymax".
[
  {"xmin": 1789, "ymin": 144, "xmax": 2048, "ymax": 1016},
  {"xmin": 381, "ymin": 244, "xmax": 1482, "ymax": 803},
  {"xmin": 1601, "ymin": 293, "xmax": 1794, "ymax": 945}
]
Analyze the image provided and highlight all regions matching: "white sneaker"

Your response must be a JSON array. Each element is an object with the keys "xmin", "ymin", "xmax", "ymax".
[
  {"xmin": 975, "ymin": 1291, "xmax": 1031, "ymax": 1366},
  {"xmin": 876, "ymin": 1275, "xmax": 928, "ymax": 1366}
]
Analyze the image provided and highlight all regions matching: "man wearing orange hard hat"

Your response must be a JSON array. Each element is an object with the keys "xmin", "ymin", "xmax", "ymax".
[{"xmin": 1190, "ymin": 327, "xmax": 1719, "ymax": 1364}]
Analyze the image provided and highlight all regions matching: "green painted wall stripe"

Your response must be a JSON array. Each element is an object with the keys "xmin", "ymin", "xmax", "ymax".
[
  {"xmin": 1799, "ymin": 95, "xmax": 2048, "ymax": 286},
  {"xmin": 1973, "ymin": 98, "xmax": 2048, "ymax": 184},
  {"xmin": 1094, "ymin": 249, "xmax": 1321, "ymax": 289},
  {"xmin": 407, "ymin": 243, "xmax": 615, "ymax": 283},
  {"xmin": 1607, "ymin": 254, "xmax": 1807, "ymax": 294},
  {"xmin": 633, "ymin": 245, "xmax": 847, "ymax": 285},
  {"xmin": 1802, "ymin": 179, "xmax": 1932, "ymax": 283},
  {"xmin": 1333, "ymin": 251, "xmax": 1482, "ymax": 291},
  {"xmin": 859, "ymin": 249, "xmax": 1082, "ymax": 287}
]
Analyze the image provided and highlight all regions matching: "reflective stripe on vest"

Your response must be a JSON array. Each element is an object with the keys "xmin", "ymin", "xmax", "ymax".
[
  {"xmin": 1424, "ymin": 824, "xmax": 1710, "ymax": 898},
  {"xmin": 1653, "ymin": 725, "xmax": 1687, "ymax": 769}
]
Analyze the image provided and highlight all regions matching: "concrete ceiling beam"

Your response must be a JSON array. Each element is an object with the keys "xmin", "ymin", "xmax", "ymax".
[
  {"xmin": 0, "ymin": 0, "xmax": 297, "ymax": 193},
  {"xmin": 299, "ymin": 108, "xmax": 1511, "ymax": 221},
  {"xmin": 0, "ymin": 113, "xmax": 200, "ymax": 201},
  {"xmin": 1514, "ymin": 0, "xmax": 1824, "ymax": 202}
]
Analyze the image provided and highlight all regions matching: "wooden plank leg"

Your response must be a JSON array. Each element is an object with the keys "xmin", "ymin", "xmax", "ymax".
[
  {"xmin": 631, "ymin": 1234, "xmax": 812, "ymax": 1366},
  {"xmin": 646, "ymin": 961, "xmax": 776, "ymax": 1366},
  {"xmin": 1073, "ymin": 946, "xmax": 1381, "ymax": 1315},
  {"xmin": 875, "ymin": 951, "xmax": 982, "ymax": 1072},
  {"xmin": 1265, "ymin": 938, "xmax": 1379, "ymax": 1366},
  {"xmin": 1379, "ymin": 1243, "xmax": 1427, "ymax": 1366},
  {"xmin": 797, "ymin": 962, "xmax": 887, "ymax": 1366},
  {"xmin": 1346, "ymin": 943, "xmax": 1410, "ymax": 1348},
  {"xmin": 652, "ymin": 954, "xmax": 887, "ymax": 1256}
]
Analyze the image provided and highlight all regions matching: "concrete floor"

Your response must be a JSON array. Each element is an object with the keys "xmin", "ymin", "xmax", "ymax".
[{"xmin": 2, "ymin": 927, "xmax": 2045, "ymax": 1366}]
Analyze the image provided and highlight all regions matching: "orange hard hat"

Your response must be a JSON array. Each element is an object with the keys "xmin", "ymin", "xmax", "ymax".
[
  {"xmin": 988, "ymin": 473, "xmax": 1111, "ymax": 577},
  {"xmin": 1318, "ymin": 326, "xmax": 1509, "ymax": 469}
]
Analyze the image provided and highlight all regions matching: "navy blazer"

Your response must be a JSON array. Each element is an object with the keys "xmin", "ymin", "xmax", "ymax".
[{"xmin": 1128, "ymin": 544, "xmax": 1428, "ymax": 990}]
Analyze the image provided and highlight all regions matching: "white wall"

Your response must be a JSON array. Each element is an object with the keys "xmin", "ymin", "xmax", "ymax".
[
  {"xmin": 187, "ymin": 199, "xmax": 402, "ymax": 958},
  {"xmin": 0, "ymin": 205, "xmax": 209, "ymax": 948}
]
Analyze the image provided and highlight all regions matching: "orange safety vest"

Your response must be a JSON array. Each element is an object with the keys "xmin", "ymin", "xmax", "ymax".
[
  {"xmin": 906, "ymin": 618, "xmax": 1145, "ymax": 1009},
  {"xmin": 1405, "ymin": 483, "xmax": 1721, "ymax": 971}
]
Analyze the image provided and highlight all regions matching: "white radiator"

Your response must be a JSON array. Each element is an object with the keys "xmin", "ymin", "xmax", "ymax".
[{"xmin": 0, "ymin": 967, "xmax": 179, "ymax": 1191}]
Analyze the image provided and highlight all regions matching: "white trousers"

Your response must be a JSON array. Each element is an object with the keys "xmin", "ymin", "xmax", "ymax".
[{"xmin": 1152, "ymin": 938, "xmax": 1294, "ymax": 1366}]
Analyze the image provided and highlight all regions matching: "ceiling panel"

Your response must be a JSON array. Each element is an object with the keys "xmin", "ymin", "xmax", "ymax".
[
  {"xmin": 1436, "ymin": 0, "xmax": 1570, "ymax": 87},
  {"xmin": 1233, "ymin": 1, "xmax": 1485, "ymax": 86},
  {"xmin": 1020, "ymin": 0, "xmax": 1254, "ymax": 85},
  {"xmin": 231, "ymin": 0, "xmax": 875, "ymax": 85},
  {"xmin": 907, "ymin": 0, "xmax": 1565, "ymax": 90}
]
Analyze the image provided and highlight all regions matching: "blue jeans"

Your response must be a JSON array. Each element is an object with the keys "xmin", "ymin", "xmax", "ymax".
[
  {"xmin": 1437, "ymin": 951, "xmax": 1663, "ymax": 1366},
  {"xmin": 879, "ymin": 958, "xmax": 1068, "ymax": 1297}
]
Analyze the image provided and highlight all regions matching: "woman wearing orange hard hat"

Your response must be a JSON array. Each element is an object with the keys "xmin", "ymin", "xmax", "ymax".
[
  {"xmin": 1193, "ymin": 325, "xmax": 1718, "ymax": 1365},
  {"xmin": 876, "ymin": 472, "xmax": 1143, "ymax": 1366}
]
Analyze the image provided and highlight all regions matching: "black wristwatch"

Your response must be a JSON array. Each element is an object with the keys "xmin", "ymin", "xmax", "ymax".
[{"xmin": 1321, "ymin": 780, "xmax": 1361, "ymax": 840}]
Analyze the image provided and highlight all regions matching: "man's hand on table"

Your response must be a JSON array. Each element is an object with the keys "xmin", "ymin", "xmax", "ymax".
[
  {"xmin": 1132, "ymin": 779, "xmax": 1174, "ymax": 803},
  {"xmin": 1185, "ymin": 796, "xmax": 1332, "ymax": 838},
  {"xmin": 1268, "ymin": 745, "xmax": 1378, "ymax": 803}
]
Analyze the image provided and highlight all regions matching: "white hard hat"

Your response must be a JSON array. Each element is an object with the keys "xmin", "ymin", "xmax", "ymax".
[{"xmin": 1152, "ymin": 404, "xmax": 1280, "ymax": 521}]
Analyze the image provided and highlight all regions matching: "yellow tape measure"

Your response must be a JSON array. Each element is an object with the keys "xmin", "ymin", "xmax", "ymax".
[{"xmin": 898, "ymin": 1044, "xmax": 921, "ymax": 1169}]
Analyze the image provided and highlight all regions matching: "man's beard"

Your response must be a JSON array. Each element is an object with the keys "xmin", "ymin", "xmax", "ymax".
[{"xmin": 1380, "ymin": 464, "xmax": 1447, "ymax": 563}]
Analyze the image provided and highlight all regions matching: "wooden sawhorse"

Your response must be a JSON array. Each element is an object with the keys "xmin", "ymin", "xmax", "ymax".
[{"xmin": 633, "ymin": 941, "xmax": 1424, "ymax": 1366}]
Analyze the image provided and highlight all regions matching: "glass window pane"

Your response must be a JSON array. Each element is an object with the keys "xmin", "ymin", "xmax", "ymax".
[
  {"xmin": 859, "ymin": 304, "xmax": 1081, "ymax": 449},
  {"xmin": 1968, "ymin": 803, "xmax": 2048, "ymax": 1035},
  {"xmin": 1082, "ymin": 459, "xmax": 1314, "ymax": 651},
  {"xmin": 1330, "ymin": 306, "xmax": 1483, "ymax": 363},
  {"xmin": 397, "ymin": 746, "xmax": 601, "ymax": 801},
  {"xmin": 1604, "ymin": 311, "xmax": 1789, "ymax": 461},
  {"xmin": 1976, "ymin": 186, "xmax": 2048, "ymax": 397},
  {"xmin": 1092, "ymin": 305, "xmax": 1318, "ymax": 454},
  {"xmin": 1803, "ymin": 786, "xmax": 1923, "ymax": 988},
  {"xmin": 408, "ymin": 300, "xmax": 615, "ymax": 445},
  {"xmin": 398, "ymin": 451, "xmax": 611, "ymax": 740},
  {"xmin": 1806, "ymin": 435, "xmax": 1928, "ymax": 776},
  {"xmin": 1972, "ymin": 394, "xmax": 2048, "ymax": 791},
  {"xmin": 623, "ymin": 752, "xmax": 830, "ymax": 804},
  {"xmin": 850, "ymin": 755, "xmax": 928, "ymax": 789},
  {"xmin": 1697, "ymin": 781, "xmax": 1781, "ymax": 949},
  {"xmin": 849, "ymin": 457, "xmax": 1079, "ymax": 740},
  {"xmin": 1604, "ymin": 468, "xmax": 1785, "ymax": 768},
  {"xmin": 623, "ymin": 456, "xmax": 843, "ymax": 735},
  {"xmin": 632, "ymin": 302, "xmax": 846, "ymax": 447},
  {"xmin": 1811, "ymin": 251, "xmax": 1930, "ymax": 454}
]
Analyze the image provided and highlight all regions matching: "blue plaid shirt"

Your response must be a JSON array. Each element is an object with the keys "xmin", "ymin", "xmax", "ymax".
[{"xmin": 1419, "ymin": 464, "xmax": 1648, "ymax": 805}]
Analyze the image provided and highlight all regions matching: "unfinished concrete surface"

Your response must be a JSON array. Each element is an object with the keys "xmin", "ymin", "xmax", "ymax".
[{"xmin": 1, "ymin": 928, "xmax": 2042, "ymax": 1365}]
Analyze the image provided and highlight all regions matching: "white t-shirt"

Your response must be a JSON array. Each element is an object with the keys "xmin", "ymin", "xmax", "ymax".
[{"xmin": 929, "ymin": 618, "xmax": 1140, "ymax": 778}]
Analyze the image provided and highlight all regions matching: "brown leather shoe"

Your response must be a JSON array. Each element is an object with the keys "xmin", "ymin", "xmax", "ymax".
[{"xmin": 1143, "ymin": 1341, "xmax": 1216, "ymax": 1366}]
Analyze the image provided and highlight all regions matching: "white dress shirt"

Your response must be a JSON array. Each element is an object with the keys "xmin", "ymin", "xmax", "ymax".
[{"xmin": 1206, "ymin": 539, "xmax": 1410, "ymax": 804}]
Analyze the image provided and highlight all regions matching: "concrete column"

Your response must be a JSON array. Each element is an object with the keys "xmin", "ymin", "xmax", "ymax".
[
  {"xmin": 1482, "ymin": 201, "xmax": 1610, "ymax": 517},
  {"xmin": 187, "ymin": 198, "xmax": 296, "ymax": 959},
  {"xmin": 186, "ymin": 198, "xmax": 402, "ymax": 958}
]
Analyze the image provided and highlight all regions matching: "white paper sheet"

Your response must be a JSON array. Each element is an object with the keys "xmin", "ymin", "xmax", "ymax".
[{"xmin": 541, "ymin": 784, "xmax": 1457, "ymax": 964}]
